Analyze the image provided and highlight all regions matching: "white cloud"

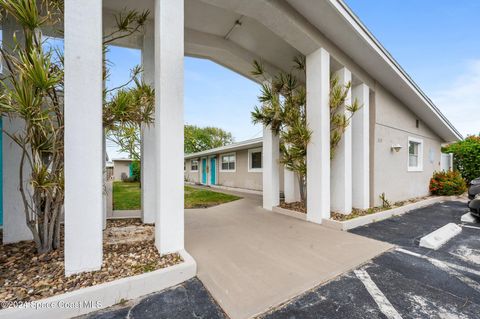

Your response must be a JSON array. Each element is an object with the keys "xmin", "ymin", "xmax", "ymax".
[{"xmin": 432, "ymin": 60, "xmax": 480, "ymax": 137}]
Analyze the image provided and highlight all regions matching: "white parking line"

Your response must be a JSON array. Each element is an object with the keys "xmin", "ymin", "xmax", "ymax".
[
  {"xmin": 396, "ymin": 248, "xmax": 480, "ymax": 285},
  {"xmin": 462, "ymin": 224, "xmax": 480, "ymax": 230},
  {"xmin": 354, "ymin": 269, "xmax": 403, "ymax": 319}
]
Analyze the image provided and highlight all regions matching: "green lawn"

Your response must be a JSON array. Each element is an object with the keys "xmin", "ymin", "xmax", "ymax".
[
  {"xmin": 113, "ymin": 182, "xmax": 241, "ymax": 210},
  {"xmin": 184, "ymin": 186, "xmax": 241, "ymax": 208},
  {"xmin": 113, "ymin": 182, "xmax": 142, "ymax": 210}
]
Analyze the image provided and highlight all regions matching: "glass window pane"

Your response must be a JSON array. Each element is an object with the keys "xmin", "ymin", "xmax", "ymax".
[
  {"xmin": 409, "ymin": 155, "xmax": 418, "ymax": 167},
  {"xmin": 222, "ymin": 162, "xmax": 229, "ymax": 170},
  {"xmin": 251, "ymin": 152, "xmax": 262, "ymax": 169}
]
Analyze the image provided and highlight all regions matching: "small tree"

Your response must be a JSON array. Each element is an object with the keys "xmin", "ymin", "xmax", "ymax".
[
  {"xmin": 251, "ymin": 57, "xmax": 360, "ymax": 203},
  {"xmin": 184, "ymin": 124, "xmax": 234, "ymax": 154},
  {"xmin": 105, "ymin": 79, "xmax": 155, "ymax": 160},
  {"xmin": 443, "ymin": 135, "xmax": 480, "ymax": 182},
  {"xmin": 0, "ymin": 0, "xmax": 151, "ymax": 253}
]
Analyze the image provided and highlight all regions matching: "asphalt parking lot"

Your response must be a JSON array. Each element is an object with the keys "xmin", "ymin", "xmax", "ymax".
[
  {"xmin": 262, "ymin": 200, "xmax": 480, "ymax": 319},
  {"xmin": 85, "ymin": 200, "xmax": 480, "ymax": 319}
]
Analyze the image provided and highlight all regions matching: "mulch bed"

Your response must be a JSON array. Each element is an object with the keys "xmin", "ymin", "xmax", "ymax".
[
  {"xmin": 279, "ymin": 196, "xmax": 433, "ymax": 221},
  {"xmin": 331, "ymin": 196, "xmax": 432, "ymax": 221},
  {"xmin": 280, "ymin": 201, "xmax": 306, "ymax": 214},
  {"xmin": 0, "ymin": 219, "xmax": 182, "ymax": 306}
]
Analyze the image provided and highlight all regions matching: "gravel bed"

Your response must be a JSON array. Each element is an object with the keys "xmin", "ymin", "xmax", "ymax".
[{"xmin": 0, "ymin": 219, "xmax": 181, "ymax": 305}]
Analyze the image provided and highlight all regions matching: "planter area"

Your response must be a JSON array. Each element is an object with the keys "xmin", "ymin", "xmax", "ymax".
[
  {"xmin": 324, "ymin": 196, "xmax": 463, "ymax": 231},
  {"xmin": 274, "ymin": 196, "xmax": 464, "ymax": 230},
  {"xmin": 0, "ymin": 219, "xmax": 182, "ymax": 306}
]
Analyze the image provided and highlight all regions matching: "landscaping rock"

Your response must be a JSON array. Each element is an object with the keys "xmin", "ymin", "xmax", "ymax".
[{"xmin": 0, "ymin": 220, "xmax": 182, "ymax": 307}]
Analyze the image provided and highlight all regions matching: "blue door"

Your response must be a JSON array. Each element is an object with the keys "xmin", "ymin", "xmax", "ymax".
[
  {"xmin": 210, "ymin": 157, "xmax": 216, "ymax": 185},
  {"xmin": 202, "ymin": 158, "xmax": 207, "ymax": 184}
]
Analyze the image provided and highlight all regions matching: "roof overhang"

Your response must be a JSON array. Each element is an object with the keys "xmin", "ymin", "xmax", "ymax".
[
  {"xmin": 287, "ymin": 0, "xmax": 462, "ymax": 142},
  {"xmin": 100, "ymin": 0, "xmax": 461, "ymax": 142},
  {"xmin": 184, "ymin": 137, "xmax": 262, "ymax": 159}
]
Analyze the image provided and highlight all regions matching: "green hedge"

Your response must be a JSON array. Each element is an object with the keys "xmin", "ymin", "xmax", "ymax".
[
  {"xmin": 429, "ymin": 170, "xmax": 467, "ymax": 196},
  {"xmin": 443, "ymin": 135, "xmax": 480, "ymax": 182},
  {"xmin": 130, "ymin": 160, "xmax": 141, "ymax": 182}
]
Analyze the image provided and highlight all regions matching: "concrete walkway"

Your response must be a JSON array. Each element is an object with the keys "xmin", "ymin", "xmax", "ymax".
[{"xmin": 185, "ymin": 192, "xmax": 392, "ymax": 319}]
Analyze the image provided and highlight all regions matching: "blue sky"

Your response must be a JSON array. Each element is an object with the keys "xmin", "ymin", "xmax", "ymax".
[{"xmin": 107, "ymin": 1, "xmax": 479, "ymax": 158}]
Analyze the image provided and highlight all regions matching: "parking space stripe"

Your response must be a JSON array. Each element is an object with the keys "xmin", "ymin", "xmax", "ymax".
[
  {"xmin": 354, "ymin": 269, "xmax": 403, "ymax": 319},
  {"xmin": 462, "ymin": 224, "xmax": 480, "ymax": 230},
  {"xmin": 396, "ymin": 248, "xmax": 480, "ymax": 279}
]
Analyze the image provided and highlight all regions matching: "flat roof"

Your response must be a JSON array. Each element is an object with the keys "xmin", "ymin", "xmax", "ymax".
[{"xmin": 184, "ymin": 137, "xmax": 263, "ymax": 159}]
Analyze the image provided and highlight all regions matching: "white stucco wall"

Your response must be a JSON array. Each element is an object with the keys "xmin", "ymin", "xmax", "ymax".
[
  {"xmin": 218, "ymin": 150, "xmax": 263, "ymax": 191},
  {"xmin": 184, "ymin": 147, "xmax": 285, "ymax": 193},
  {"xmin": 113, "ymin": 161, "xmax": 132, "ymax": 181},
  {"xmin": 184, "ymin": 158, "xmax": 200, "ymax": 183},
  {"xmin": 372, "ymin": 84, "xmax": 443, "ymax": 206}
]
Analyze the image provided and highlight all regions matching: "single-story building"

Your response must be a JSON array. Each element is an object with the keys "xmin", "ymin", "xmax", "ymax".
[
  {"xmin": 1, "ymin": 0, "xmax": 463, "ymax": 277},
  {"xmin": 184, "ymin": 138, "xmax": 273, "ymax": 192},
  {"xmin": 111, "ymin": 158, "xmax": 135, "ymax": 181}
]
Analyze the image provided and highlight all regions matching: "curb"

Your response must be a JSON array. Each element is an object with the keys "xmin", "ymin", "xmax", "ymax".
[
  {"xmin": 0, "ymin": 250, "xmax": 197, "ymax": 319},
  {"xmin": 322, "ymin": 196, "xmax": 464, "ymax": 231}
]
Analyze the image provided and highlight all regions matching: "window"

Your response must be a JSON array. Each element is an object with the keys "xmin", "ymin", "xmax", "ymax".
[
  {"xmin": 248, "ymin": 148, "xmax": 262, "ymax": 172},
  {"xmin": 220, "ymin": 153, "xmax": 236, "ymax": 172},
  {"xmin": 408, "ymin": 137, "xmax": 423, "ymax": 171},
  {"xmin": 191, "ymin": 159, "xmax": 199, "ymax": 172}
]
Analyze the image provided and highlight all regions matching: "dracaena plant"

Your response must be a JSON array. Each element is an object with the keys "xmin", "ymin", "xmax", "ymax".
[
  {"xmin": 251, "ymin": 56, "xmax": 361, "ymax": 205},
  {"xmin": 0, "ymin": 0, "xmax": 153, "ymax": 253}
]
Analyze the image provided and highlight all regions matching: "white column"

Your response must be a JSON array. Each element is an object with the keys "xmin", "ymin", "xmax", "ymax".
[
  {"xmin": 102, "ymin": 134, "xmax": 107, "ymax": 230},
  {"xmin": 154, "ymin": 0, "xmax": 184, "ymax": 254},
  {"xmin": 64, "ymin": 0, "xmax": 103, "ymax": 275},
  {"xmin": 306, "ymin": 47, "xmax": 330, "ymax": 223},
  {"xmin": 352, "ymin": 84, "xmax": 370, "ymax": 209},
  {"xmin": 2, "ymin": 18, "xmax": 32, "ymax": 244},
  {"xmin": 141, "ymin": 20, "xmax": 156, "ymax": 224},
  {"xmin": 263, "ymin": 126, "xmax": 280, "ymax": 210},
  {"xmin": 331, "ymin": 67, "xmax": 352, "ymax": 214},
  {"xmin": 284, "ymin": 168, "xmax": 300, "ymax": 203}
]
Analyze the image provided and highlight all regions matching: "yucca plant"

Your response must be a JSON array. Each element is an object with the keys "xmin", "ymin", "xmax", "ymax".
[
  {"xmin": 0, "ymin": 0, "xmax": 152, "ymax": 253},
  {"xmin": 251, "ymin": 57, "xmax": 361, "ymax": 205}
]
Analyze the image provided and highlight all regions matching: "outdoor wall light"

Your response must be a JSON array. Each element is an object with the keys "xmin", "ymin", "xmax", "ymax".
[{"xmin": 391, "ymin": 144, "xmax": 402, "ymax": 152}]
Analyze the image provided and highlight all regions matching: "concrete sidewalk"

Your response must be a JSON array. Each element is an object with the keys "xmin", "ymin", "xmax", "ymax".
[{"xmin": 185, "ymin": 194, "xmax": 392, "ymax": 319}]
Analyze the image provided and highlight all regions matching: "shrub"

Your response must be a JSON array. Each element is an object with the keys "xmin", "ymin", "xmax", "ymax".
[
  {"xmin": 443, "ymin": 135, "xmax": 480, "ymax": 182},
  {"xmin": 131, "ymin": 160, "xmax": 141, "ymax": 182},
  {"xmin": 429, "ymin": 170, "xmax": 467, "ymax": 196}
]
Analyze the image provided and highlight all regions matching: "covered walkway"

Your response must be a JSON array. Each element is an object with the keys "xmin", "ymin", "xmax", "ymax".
[{"xmin": 185, "ymin": 192, "xmax": 392, "ymax": 319}]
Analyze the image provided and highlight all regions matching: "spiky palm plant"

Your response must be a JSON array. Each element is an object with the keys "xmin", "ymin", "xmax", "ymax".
[
  {"xmin": 0, "ymin": 0, "xmax": 153, "ymax": 253},
  {"xmin": 251, "ymin": 57, "xmax": 361, "ymax": 205}
]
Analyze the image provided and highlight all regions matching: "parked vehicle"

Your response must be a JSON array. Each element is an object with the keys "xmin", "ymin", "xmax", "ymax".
[
  {"xmin": 468, "ymin": 177, "xmax": 480, "ymax": 218},
  {"xmin": 468, "ymin": 177, "xmax": 480, "ymax": 200}
]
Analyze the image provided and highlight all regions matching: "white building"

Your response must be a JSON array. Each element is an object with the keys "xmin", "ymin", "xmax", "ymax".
[{"xmin": 2, "ymin": 0, "xmax": 461, "ymax": 278}]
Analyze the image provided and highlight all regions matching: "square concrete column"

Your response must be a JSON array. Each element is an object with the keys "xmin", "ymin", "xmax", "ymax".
[
  {"xmin": 64, "ymin": 0, "xmax": 103, "ymax": 275},
  {"xmin": 284, "ymin": 168, "xmax": 301, "ymax": 203},
  {"xmin": 306, "ymin": 47, "xmax": 330, "ymax": 223},
  {"xmin": 263, "ymin": 126, "xmax": 280, "ymax": 210},
  {"xmin": 2, "ymin": 18, "xmax": 32, "ymax": 244},
  {"xmin": 352, "ymin": 84, "xmax": 370, "ymax": 209},
  {"xmin": 331, "ymin": 67, "xmax": 352, "ymax": 214},
  {"xmin": 141, "ymin": 20, "xmax": 156, "ymax": 224},
  {"xmin": 154, "ymin": 0, "xmax": 185, "ymax": 254}
]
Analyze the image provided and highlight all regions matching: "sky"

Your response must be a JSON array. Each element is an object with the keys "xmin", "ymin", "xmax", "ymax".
[{"xmin": 107, "ymin": 0, "xmax": 479, "ymax": 158}]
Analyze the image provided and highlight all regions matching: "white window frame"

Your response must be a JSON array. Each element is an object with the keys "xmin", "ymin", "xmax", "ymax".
[
  {"xmin": 248, "ymin": 147, "xmax": 263, "ymax": 173},
  {"xmin": 220, "ymin": 152, "xmax": 236, "ymax": 172},
  {"xmin": 407, "ymin": 137, "xmax": 423, "ymax": 172},
  {"xmin": 190, "ymin": 159, "xmax": 199, "ymax": 172}
]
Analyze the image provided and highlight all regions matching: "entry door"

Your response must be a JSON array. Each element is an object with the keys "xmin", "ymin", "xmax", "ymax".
[
  {"xmin": 210, "ymin": 157, "xmax": 216, "ymax": 185},
  {"xmin": 202, "ymin": 158, "xmax": 207, "ymax": 184}
]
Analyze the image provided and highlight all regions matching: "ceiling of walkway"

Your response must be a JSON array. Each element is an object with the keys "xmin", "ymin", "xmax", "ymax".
[{"xmin": 103, "ymin": 0, "xmax": 302, "ymax": 81}]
